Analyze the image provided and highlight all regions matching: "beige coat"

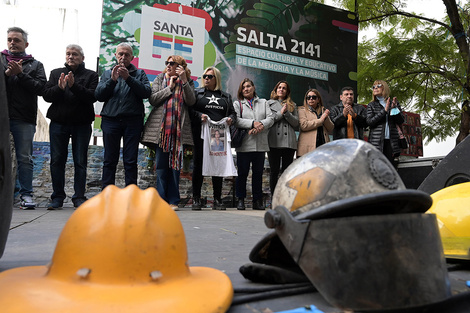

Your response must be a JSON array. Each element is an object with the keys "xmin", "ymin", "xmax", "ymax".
[
  {"xmin": 297, "ymin": 106, "xmax": 334, "ymax": 156},
  {"xmin": 140, "ymin": 73, "xmax": 196, "ymax": 148}
]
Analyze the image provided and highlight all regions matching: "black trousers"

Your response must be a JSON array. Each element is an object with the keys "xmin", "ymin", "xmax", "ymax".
[
  {"xmin": 383, "ymin": 139, "xmax": 398, "ymax": 168},
  {"xmin": 191, "ymin": 127, "xmax": 222, "ymax": 199},
  {"xmin": 267, "ymin": 147, "xmax": 295, "ymax": 195}
]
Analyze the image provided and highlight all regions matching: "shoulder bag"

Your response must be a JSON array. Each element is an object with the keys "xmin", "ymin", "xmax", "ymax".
[
  {"xmin": 396, "ymin": 124, "xmax": 408, "ymax": 149},
  {"xmin": 230, "ymin": 101, "xmax": 247, "ymax": 148}
]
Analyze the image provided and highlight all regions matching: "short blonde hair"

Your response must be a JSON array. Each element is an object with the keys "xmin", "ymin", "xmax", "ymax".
[
  {"xmin": 372, "ymin": 80, "xmax": 390, "ymax": 101},
  {"xmin": 202, "ymin": 66, "xmax": 222, "ymax": 91}
]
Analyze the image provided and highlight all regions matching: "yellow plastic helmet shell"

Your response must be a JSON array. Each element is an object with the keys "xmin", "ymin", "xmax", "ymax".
[
  {"xmin": 0, "ymin": 185, "xmax": 233, "ymax": 312},
  {"xmin": 427, "ymin": 182, "xmax": 470, "ymax": 260}
]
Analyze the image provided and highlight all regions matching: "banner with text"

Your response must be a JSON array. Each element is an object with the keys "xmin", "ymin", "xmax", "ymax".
[{"xmin": 96, "ymin": 0, "xmax": 358, "ymax": 132}]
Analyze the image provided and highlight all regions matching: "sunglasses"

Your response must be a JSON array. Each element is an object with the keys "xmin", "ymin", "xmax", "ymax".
[
  {"xmin": 165, "ymin": 61, "xmax": 179, "ymax": 66},
  {"xmin": 372, "ymin": 84, "xmax": 383, "ymax": 90},
  {"xmin": 306, "ymin": 95, "xmax": 318, "ymax": 100},
  {"xmin": 203, "ymin": 74, "xmax": 214, "ymax": 80}
]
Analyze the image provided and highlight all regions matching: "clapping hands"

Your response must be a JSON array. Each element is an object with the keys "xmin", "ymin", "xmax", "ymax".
[
  {"xmin": 58, "ymin": 71, "xmax": 75, "ymax": 90},
  {"xmin": 111, "ymin": 63, "xmax": 129, "ymax": 81}
]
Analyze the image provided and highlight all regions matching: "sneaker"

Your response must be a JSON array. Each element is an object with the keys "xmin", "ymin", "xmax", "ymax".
[
  {"xmin": 169, "ymin": 204, "xmax": 179, "ymax": 211},
  {"xmin": 20, "ymin": 194, "xmax": 36, "ymax": 210},
  {"xmin": 73, "ymin": 198, "xmax": 87, "ymax": 209},
  {"xmin": 47, "ymin": 198, "xmax": 63, "ymax": 210}
]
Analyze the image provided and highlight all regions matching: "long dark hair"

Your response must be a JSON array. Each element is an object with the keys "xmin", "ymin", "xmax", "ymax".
[{"xmin": 270, "ymin": 80, "xmax": 295, "ymax": 112}]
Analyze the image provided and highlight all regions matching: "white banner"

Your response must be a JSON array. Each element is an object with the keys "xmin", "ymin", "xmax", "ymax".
[{"xmin": 139, "ymin": 5, "xmax": 206, "ymax": 77}]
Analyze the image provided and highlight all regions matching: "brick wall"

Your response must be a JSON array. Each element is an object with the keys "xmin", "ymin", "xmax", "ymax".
[{"xmin": 28, "ymin": 142, "xmax": 272, "ymax": 208}]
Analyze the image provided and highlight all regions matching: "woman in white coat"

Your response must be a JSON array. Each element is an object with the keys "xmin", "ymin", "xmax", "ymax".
[{"xmin": 233, "ymin": 78, "xmax": 274, "ymax": 210}]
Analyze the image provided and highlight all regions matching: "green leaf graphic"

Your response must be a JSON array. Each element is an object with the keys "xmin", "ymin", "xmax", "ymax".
[{"xmin": 253, "ymin": 3, "xmax": 281, "ymax": 16}]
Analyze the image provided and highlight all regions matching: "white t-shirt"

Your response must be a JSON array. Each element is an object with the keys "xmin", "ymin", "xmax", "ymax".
[{"xmin": 201, "ymin": 117, "xmax": 238, "ymax": 177}]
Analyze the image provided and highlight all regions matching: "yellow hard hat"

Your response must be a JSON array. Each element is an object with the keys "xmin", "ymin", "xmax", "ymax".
[
  {"xmin": 0, "ymin": 185, "xmax": 233, "ymax": 312},
  {"xmin": 427, "ymin": 182, "xmax": 470, "ymax": 260}
]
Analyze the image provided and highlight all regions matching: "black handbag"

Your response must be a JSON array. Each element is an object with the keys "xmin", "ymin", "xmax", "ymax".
[
  {"xmin": 230, "ymin": 101, "xmax": 247, "ymax": 148},
  {"xmin": 396, "ymin": 125, "xmax": 408, "ymax": 149},
  {"xmin": 399, "ymin": 137, "xmax": 408, "ymax": 149},
  {"xmin": 230, "ymin": 125, "xmax": 247, "ymax": 148}
]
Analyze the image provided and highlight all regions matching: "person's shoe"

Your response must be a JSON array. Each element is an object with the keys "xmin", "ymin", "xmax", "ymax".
[
  {"xmin": 237, "ymin": 198, "xmax": 245, "ymax": 210},
  {"xmin": 169, "ymin": 204, "xmax": 179, "ymax": 211},
  {"xmin": 213, "ymin": 198, "xmax": 226, "ymax": 210},
  {"xmin": 253, "ymin": 198, "xmax": 265, "ymax": 210},
  {"xmin": 73, "ymin": 198, "xmax": 87, "ymax": 209},
  {"xmin": 47, "ymin": 198, "xmax": 63, "ymax": 210},
  {"xmin": 20, "ymin": 194, "xmax": 36, "ymax": 210},
  {"xmin": 192, "ymin": 197, "xmax": 202, "ymax": 211}
]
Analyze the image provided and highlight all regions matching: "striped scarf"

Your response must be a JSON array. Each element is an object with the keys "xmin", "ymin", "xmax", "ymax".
[
  {"xmin": 159, "ymin": 75, "xmax": 184, "ymax": 170},
  {"xmin": 246, "ymin": 98, "xmax": 254, "ymax": 109}
]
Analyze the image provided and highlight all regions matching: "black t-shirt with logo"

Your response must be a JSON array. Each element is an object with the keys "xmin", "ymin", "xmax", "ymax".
[{"xmin": 193, "ymin": 89, "xmax": 229, "ymax": 122}]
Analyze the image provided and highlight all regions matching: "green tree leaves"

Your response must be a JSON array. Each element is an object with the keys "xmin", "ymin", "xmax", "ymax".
[
  {"xmin": 331, "ymin": 0, "xmax": 470, "ymax": 143},
  {"xmin": 242, "ymin": 0, "xmax": 305, "ymax": 35}
]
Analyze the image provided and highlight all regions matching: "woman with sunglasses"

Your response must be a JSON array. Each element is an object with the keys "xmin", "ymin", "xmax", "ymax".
[
  {"xmin": 234, "ymin": 78, "xmax": 274, "ymax": 210},
  {"xmin": 190, "ymin": 67, "xmax": 236, "ymax": 210},
  {"xmin": 297, "ymin": 89, "xmax": 334, "ymax": 157},
  {"xmin": 267, "ymin": 81, "xmax": 299, "ymax": 196},
  {"xmin": 141, "ymin": 55, "xmax": 195, "ymax": 210},
  {"xmin": 366, "ymin": 80, "xmax": 405, "ymax": 167}
]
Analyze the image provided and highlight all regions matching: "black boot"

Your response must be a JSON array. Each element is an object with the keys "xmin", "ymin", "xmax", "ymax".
[
  {"xmin": 253, "ymin": 198, "xmax": 265, "ymax": 210},
  {"xmin": 237, "ymin": 198, "xmax": 245, "ymax": 210},
  {"xmin": 192, "ymin": 197, "xmax": 202, "ymax": 210},
  {"xmin": 213, "ymin": 198, "xmax": 226, "ymax": 210}
]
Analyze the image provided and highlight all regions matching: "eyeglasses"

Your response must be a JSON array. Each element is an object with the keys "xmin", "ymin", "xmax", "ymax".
[
  {"xmin": 203, "ymin": 74, "xmax": 214, "ymax": 80},
  {"xmin": 306, "ymin": 95, "xmax": 318, "ymax": 100},
  {"xmin": 372, "ymin": 84, "xmax": 383, "ymax": 90},
  {"xmin": 165, "ymin": 61, "xmax": 178, "ymax": 66}
]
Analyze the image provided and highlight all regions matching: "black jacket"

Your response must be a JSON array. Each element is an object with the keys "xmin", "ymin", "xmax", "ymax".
[
  {"xmin": 366, "ymin": 100, "xmax": 405, "ymax": 155},
  {"xmin": 43, "ymin": 63, "xmax": 98, "ymax": 125},
  {"xmin": 95, "ymin": 64, "xmax": 151, "ymax": 118},
  {"xmin": 2, "ymin": 54, "xmax": 46, "ymax": 125},
  {"xmin": 329, "ymin": 102, "xmax": 368, "ymax": 140}
]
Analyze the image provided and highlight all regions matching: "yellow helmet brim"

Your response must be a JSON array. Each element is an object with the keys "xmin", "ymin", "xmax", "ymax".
[{"xmin": 0, "ymin": 265, "xmax": 233, "ymax": 313}]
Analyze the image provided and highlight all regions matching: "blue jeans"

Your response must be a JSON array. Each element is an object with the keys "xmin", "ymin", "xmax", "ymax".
[
  {"xmin": 49, "ymin": 122, "xmax": 91, "ymax": 202},
  {"xmin": 101, "ymin": 116, "xmax": 143, "ymax": 188},
  {"xmin": 10, "ymin": 119, "xmax": 35, "ymax": 197},
  {"xmin": 236, "ymin": 151, "xmax": 265, "ymax": 201},
  {"xmin": 154, "ymin": 146, "xmax": 180, "ymax": 205}
]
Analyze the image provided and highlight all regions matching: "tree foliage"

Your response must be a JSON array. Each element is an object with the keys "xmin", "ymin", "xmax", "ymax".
[{"xmin": 327, "ymin": 0, "xmax": 470, "ymax": 144}]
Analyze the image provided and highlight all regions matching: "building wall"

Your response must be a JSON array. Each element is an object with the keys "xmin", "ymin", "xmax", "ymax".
[
  {"xmin": 33, "ymin": 109, "xmax": 49, "ymax": 142},
  {"xmin": 28, "ymin": 142, "xmax": 272, "ymax": 208}
]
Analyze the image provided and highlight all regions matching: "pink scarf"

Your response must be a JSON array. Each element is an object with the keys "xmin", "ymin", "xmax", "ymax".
[{"xmin": 1, "ymin": 49, "xmax": 33, "ymax": 62}]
